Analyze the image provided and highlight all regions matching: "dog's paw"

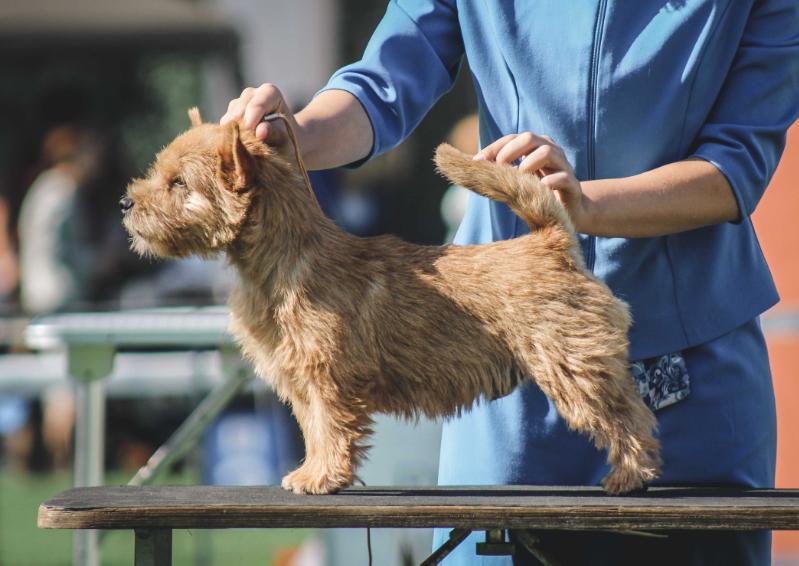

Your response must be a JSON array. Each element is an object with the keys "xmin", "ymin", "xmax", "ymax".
[
  {"xmin": 601, "ymin": 464, "xmax": 658, "ymax": 495},
  {"xmin": 281, "ymin": 465, "xmax": 352, "ymax": 495},
  {"xmin": 601, "ymin": 471, "xmax": 642, "ymax": 495}
]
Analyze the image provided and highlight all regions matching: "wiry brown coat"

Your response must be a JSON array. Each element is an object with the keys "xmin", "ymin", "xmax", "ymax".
[{"xmin": 123, "ymin": 111, "xmax": 661, "ymax": 495}]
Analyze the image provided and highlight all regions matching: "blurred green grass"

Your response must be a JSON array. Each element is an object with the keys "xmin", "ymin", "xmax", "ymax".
[{"xmin": 0, "ymin": 469, "xmax": 312, "ymax": 566}]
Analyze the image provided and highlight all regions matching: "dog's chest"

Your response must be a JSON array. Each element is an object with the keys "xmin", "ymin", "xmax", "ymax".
[
  {"xmin": 228, "ymin": 308, "xmax": 285, "ymax": 386},
  {"xmin": 227, "ymin": 290, "xmax": 321, "ymax": 400}
]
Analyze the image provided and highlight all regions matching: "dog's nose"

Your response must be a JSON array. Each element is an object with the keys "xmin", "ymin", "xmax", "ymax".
[{"xmin": 119, "ymin": 197, "xmax": 134, "ymax": 213}]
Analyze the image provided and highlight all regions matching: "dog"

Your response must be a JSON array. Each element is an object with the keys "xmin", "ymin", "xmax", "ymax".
[{"xmin": 121, "ymin": 108, "xmax": 661, "ymax": 495}]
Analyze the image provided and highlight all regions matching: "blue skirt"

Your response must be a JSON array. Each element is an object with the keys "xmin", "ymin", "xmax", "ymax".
[{"xmin": 433, "ymin": 318, "xmax": 777, "ymax": 565}]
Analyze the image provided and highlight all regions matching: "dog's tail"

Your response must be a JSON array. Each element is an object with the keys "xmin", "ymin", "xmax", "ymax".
[{"xmin": 434, "ymin": 143, "xmax": 574, "ymax": 236}]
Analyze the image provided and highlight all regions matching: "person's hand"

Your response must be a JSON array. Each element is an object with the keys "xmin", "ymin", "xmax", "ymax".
[
  {"xmin": 220, "ymin": 83, "xmax": 298, "ymax": 153},
  {"xmin": 474, "ymin": 133, "xmax": 591, "ymax": 231}
]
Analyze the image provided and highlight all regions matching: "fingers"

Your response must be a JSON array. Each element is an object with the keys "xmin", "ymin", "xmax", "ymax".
[
  {"xmin": 476, "ymin": 132, "xmax": 573, "ymax": 176},
  {"xmin": 473, "ymin": 134, "xmax": 517, "ymax": 161},
  {"xmin": 473, "ymin": 132, "xmax": 565, "ymax": 169},
  {"xmin": 255, "ymin": 121, "xmax": 269, "ymax": 141},
  {"xmin": 255, "ymin": 119, "xmax": 288, "ymax": 147},
  {"xmin": 241, "ymin": 83, "xmax": 285, "ymax": 129},
  {"xmin": 518, "ymin": 143, "xmax": 572, "ymax": 177},
  {"xmin": 219, "ymin": 84, "xmax": 285, "ymax": 128},
  {"xmin": 220, "ymin": 83, "xmax": 290, "ymax": 145},
  {"xmin": 220, "ymin": 86, "xmax": 255, "ymax": 125},
  {"xmin": 473, "ymin": 131, "xmax": 586, "ymax": 227},
  {"xmin": 540, "ymin": 171, "xmax": 574, "ymax": 190},
  {"xmin": 476, "ymin": 131, "xmax": 581, "ymax": 200},
  {"xmin": 494, "ymin": 132, "xmax": 555, "ymax": 165}
]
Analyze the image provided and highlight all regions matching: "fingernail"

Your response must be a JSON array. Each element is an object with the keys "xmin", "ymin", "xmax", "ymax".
[{"xmin": 473, "ymin": 154, "xmax": 485, "ymax": 161}]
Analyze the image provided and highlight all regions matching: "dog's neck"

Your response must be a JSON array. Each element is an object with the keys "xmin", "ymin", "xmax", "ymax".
[{"xmin": 226, "ymin": 154, "xmax": 344, "ymax": 299}]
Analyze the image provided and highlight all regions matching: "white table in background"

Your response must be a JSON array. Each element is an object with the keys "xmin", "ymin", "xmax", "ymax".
[{"xmin": 25, "ymin": 307, "xmax": 252, "ymax": 566}]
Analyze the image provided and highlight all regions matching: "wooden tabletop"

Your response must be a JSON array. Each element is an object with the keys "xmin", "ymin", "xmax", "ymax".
[{"xmin": 38, "ymin": 485, "xmax": 799, "ymax": 531}]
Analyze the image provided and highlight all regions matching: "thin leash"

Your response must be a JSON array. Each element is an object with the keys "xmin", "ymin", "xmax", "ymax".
[
  {"xmin": 261, "ymin": 113, "xmax": 318, "ymax": 204},
  {"xmin": 354, "ymin": 476, "xmax": 373, "ymax": 566},
  {"xmin": 262, "ymin": 112, "xmax": 371, "ymax": 565}
]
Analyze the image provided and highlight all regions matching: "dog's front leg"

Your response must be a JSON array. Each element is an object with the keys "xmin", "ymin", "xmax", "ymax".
[{"xmin": 282, "ymin": 386, "xmax": 370, "ymax": 494}]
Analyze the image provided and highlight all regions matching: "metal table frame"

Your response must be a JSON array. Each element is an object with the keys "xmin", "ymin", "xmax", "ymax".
[{"xmin": 25, "ymin": 307, "xmax": 251, "ymax": 566}]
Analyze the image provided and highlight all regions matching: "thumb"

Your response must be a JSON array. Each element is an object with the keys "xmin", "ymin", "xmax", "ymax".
[{"xmin": 255, "ymin": 120, "xmax": 289, "ymax": 147}]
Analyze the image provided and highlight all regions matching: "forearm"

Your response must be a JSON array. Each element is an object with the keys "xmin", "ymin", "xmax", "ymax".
[
  {"xmin": 295, "ymin": 90, "xmax": 373, "ymax": 170},
  {"xmin": 579, "ymin": 159, "xmax": 740, "ymax": 238}
]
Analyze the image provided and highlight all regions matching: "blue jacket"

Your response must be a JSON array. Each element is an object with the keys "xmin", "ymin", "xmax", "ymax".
[{"xmin": 323, "ymin": 0, "xmax": 799, "ymax": 360}]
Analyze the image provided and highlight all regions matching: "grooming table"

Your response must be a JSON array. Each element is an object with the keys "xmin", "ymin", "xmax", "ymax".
[{"xmin": 39, "ymin": 485, "xmax": 799, "ymax": 565}]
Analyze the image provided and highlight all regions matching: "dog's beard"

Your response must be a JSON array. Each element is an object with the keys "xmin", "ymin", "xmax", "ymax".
[
  {"xmin": 126, "ymin": 222, "xmax": 221, "ymax": 260},
  {"xmin": 124, "ymin": 219, "xmax": 177, "ymax": 259},
  {"xmin": 127, "ymin": 232, "xmax": 167, "ymax": 259}
]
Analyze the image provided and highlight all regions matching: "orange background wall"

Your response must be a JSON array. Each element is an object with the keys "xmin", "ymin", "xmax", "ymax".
[{"xmin": 752, "ymin": 123, "xmax": 799, "ymax": 559}]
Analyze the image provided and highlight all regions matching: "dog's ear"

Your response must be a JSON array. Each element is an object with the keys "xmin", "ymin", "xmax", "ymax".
[
  {"xmin": 188, "ymin": 107, "xmax": 203, "ymax": 127},
  {"xmin": 217, "ymin": 122, "xmax": 254, "ymax": 192}
]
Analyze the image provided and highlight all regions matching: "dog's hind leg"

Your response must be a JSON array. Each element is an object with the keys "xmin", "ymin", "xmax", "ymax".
[
  {"xmin": 520, "ymin": 345, "xmax": 661, "ymax": 494},
  {"xmin": 575, "ymin": 360, "xmax": 661, "ymax": 495}
]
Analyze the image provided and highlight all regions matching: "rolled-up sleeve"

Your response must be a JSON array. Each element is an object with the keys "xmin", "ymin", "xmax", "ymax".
[
  {"xmin": 320, "ymin": 0, "xmax": 464, "ymax": 164},
  {"xmin": 691, "ymin": 0, "xmax": 799, "ymax": 221}
]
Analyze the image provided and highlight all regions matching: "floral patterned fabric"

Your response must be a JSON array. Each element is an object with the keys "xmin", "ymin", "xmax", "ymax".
[{"xmin": 631, "ymin": 352, "xmax": 691, "ymax": 411}]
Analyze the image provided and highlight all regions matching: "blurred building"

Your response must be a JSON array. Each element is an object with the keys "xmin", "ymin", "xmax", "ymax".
[{"xmin": 207, "ymin": 0, "xmax": 338, "ymax": 111}]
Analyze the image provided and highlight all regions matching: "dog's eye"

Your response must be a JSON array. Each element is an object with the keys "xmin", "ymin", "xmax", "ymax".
[{"xmin": 169, "ymin": 177, "xmax": 186, "ymax": 190}]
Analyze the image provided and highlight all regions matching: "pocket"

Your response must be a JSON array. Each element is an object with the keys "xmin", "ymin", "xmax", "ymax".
[{"xmin": 631, "ymin": 352, "xmax": 691, "ymax": 411}]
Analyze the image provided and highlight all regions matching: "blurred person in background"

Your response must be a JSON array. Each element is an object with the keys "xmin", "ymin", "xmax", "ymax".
[
  {"xmin": 17, "ymin": 122, "xmax": 142, "ymax": 314},
  {"xmin": 222, "ymin": 2, "xmax": 798, "ymax": 565},
  {"xmin": 17, "ymin": 124, "xmax": 102, "ymax": 314},
  {"xmin": 0, "ymin": 195, "xmax": 19, "ymax": 308}
]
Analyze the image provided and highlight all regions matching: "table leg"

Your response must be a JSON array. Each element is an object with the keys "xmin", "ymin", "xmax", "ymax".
[
  {"xmin": 420, "ymin": 528, "xmax": 471, "ymax": 565},
  {"xmin": 135, "ymin": 529, "xmax": 172, "ymax": 566},
  {"xmin": 511, "ymin": 530, "xmax": 563, "ymax": 566},
  {"xmin": 68, "ymin": 344, "xmax": 114, "ymax": 566}
]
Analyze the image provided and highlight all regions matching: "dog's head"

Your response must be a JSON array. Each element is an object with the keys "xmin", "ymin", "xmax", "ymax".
[{"xmin": 122, "ymin": 108, "xmax": 284, "ymax": 259}]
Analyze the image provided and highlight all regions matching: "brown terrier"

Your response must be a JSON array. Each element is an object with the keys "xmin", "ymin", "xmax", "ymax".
[{"xmin": 122, "ymin": 109, "xmax": 661, "ymax": 495}]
